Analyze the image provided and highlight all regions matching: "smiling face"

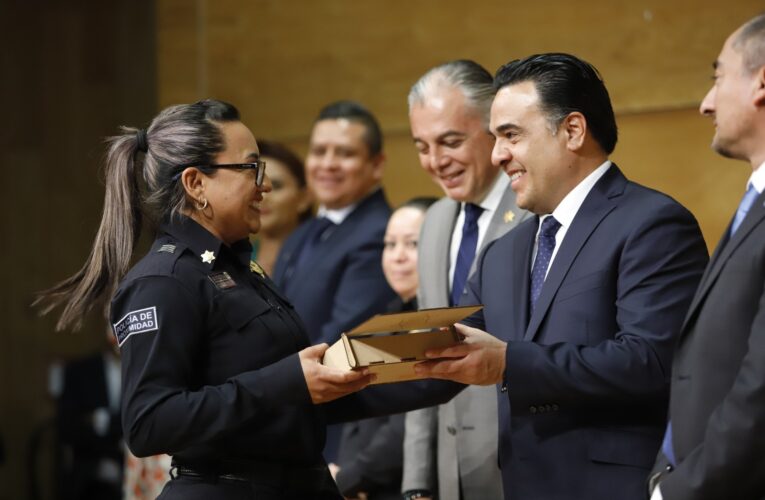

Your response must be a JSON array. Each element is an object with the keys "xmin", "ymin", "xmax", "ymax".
[
  {"xmin": 305, "ymin": 118, "xmax": 384, "ymax": 209},
  {"xmin": 490, "ymin": 82, "xmax": 579, "ymax": 215},
  {"xmin": 409, "ymin": 86, "xmax": 499, "ymax": 203},
  {"xmin": 700, "ymin": 29, "xmax": 761, "ymax": 163},
  {"xmin": 382, "ymin": 206, "xmax": 426, "ymax": 301},
  {"xmin": 191, "ymin": 121, "xmax": 270, "ymax": 244},
  {"xmin": 258, "ymin": 156, "xmax": 310, "ymax": 238}
]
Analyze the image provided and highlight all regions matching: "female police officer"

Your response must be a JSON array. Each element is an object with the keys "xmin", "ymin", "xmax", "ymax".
[{"xmin": 38, "ymin": 99, "xmax": 458, "ymax": 499}]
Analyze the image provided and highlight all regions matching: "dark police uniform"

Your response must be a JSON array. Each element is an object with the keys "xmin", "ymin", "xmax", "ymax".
[{"xmin": 112, "ymin": 217, "xmax": 461, "ymax": 500}]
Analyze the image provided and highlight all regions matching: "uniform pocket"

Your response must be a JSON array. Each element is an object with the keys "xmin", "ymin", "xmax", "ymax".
[{"xmin": 217, "ymin": 287, "xmax": 272, "ymax": 331}]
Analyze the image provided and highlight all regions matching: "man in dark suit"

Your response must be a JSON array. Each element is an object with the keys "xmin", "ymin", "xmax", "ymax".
[
  {"xmin": 273, "ymin": 100, "xmax": 395, "ymax": 461},
  {"xmin": 56, "ymin": 347, "xmax": 123, "ymax": 500},
  {"xmin": 334, "ymin": 414, "xmax": 405, "ymax": 500},
  {"xmin": 273, "ymin": 100, "xmax": 394, "ymax": 346},
  {"xmin": 649, "ymin": 14, "xmax": 765, "ymax": 500},
  {"xmin": 414, "ymin": 53, "xmax": 709, "ymax": 500}
]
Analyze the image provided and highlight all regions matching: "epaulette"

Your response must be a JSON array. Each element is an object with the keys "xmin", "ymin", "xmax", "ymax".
[
  {"xmin": 132, "ymin": 239, "xmax": 188, "ymax": 276},
  {"xmin": 157, "ymin": 243, "xmax": 177, "ymax": 254}
]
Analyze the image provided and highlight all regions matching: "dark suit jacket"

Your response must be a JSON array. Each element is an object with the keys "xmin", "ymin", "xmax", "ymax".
[
  {"xmin": 57, "ymin": 352, "xmax": 123, "ymax": 500},
  {"xmin": 273, "ymin": 188, "xmax": 396, "ymax": 345},
  {"xmin": 463, "ymin": 165, "xmax": 708, "ymax": 500},
  {"xmin": 653, "ymin": 190, "xmax": 765, "ymax": 499},
  {"xmin": 335, "ymin": 414, "xmax": 405, "ymax": 500}
]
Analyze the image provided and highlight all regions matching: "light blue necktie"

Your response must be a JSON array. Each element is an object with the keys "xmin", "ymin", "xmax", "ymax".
[{"xmin": 730, "ymin": 183, "xmax": 759, "ymax": 236}]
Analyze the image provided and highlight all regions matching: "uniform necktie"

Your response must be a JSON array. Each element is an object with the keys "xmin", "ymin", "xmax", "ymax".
[
  {"xmin": 297, "ymin": 217, "xmax": 335, "ymax": 268},
  {"xmin": 530, "ymin": 216, "xmax": 561, "ymax": 313},
  {"xmin": 450, "ymin": 203, "xmax": 484, "ymax": 306},
  {"xmin": 730, "ymin": 183, "xmax": 759, "ymax": 236}
]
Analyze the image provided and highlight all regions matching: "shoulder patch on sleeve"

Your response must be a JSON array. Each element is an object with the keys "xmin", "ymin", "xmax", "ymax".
[{"xmin": 113, "ymin": 306, "xmax": 159, "ymax": 347}]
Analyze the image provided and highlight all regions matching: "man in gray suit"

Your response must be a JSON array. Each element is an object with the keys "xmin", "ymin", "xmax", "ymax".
[
  {"xmin": 402, "ymin": 60, "xmax": 529, "ymax": 500},
  {"xmin": 649, "ymin": 13, "xmax": 765, "ymax": 500}
]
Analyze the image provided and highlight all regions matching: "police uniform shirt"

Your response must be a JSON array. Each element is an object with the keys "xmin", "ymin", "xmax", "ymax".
[{"xmin": 112, "ymin": 216, "xmax": 325, "ymax": 466}]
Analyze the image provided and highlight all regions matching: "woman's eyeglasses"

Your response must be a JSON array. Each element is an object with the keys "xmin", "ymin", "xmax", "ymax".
[{"xmin": 172, "ymin": 161, "xmax": 267, "ymax": 187}]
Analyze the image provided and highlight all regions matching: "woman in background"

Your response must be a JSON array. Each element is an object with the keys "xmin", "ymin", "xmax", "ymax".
[
  {"xmin": 333, "ymin": 197, "xmax": 438, "ymax": 500},
  {"xmin": 251, "ymin": 140, "xmax": 311, "ymax": 274}
]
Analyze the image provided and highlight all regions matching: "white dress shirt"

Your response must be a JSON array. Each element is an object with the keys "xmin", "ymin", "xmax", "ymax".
[
  {"xmin": 448, "ymin": 173, "xmax": 511, "ymax": 289},
  {"xmin": 747, "ymin": 160, "xmax": 765, "ymax": 195}
]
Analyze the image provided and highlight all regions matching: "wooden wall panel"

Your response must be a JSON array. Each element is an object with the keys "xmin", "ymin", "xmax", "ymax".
[
  {"xmin": 613, "ymin": 107, "xmax": 749, "ymax": 247},
  {"xmin": 157, "ymin": 0, "xmax": 764, "ymax": 134},
  {"xmin": 0, "ymin": 2, "xmax": 156, "ymax": 499}
]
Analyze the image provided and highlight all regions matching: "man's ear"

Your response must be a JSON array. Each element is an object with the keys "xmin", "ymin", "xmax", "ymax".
[
  {"xmin": 562, "ymin": 112, "xmax": 587, "ymax": 152},
  {"xmin": 370, "ymin": 152, "xmax": 386, "ymax": 182},
  {"xmin": 753, "ymin": 65, "xmax": 765, "ymax": 107},
  {"xmin": 181, "ymin": 168, "xmax": 206, "ymax": 204},
  {"xmin": 296, "ymin": 187, "xmax": 314, "ymax": 216}
]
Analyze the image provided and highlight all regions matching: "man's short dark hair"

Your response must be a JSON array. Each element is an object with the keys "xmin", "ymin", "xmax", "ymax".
[
  {"xmin": 734, "ymin": 12, "xmax": 765, "ymax": 74},
  {"xmin": 315, "ymin": 100, "xmax": 383, "ymax": 157},
  {"xmin": 494, "ymin": 53, "xmax": 618, "ymax": 154}
]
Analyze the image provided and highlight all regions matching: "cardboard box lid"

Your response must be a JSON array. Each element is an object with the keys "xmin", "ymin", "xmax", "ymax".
[{"xmin": 344, "ymin": 304, "xmax": 482, "ymax": 337}]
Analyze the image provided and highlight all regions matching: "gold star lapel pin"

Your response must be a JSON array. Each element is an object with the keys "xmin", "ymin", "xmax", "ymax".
[
  {"xmin": 504, "ymin": 211, "xmax": 515, "ymax": 223},
  {"xmin": 250, "ymin": 260, "xmax": 265, "ymax": 277},
  {"xmin": 201, "ymin": 250, "xmax": 216, "ymax": 264}
]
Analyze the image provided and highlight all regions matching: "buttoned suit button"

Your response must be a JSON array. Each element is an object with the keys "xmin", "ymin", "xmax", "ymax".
[
  {"xmin": 447, "ymin": 425, "xmax": 457, "ymax": 436},
  {"xmin": 529, "ymin": 406, "xmax": 537, "ymax": 414},
  {"xmin": 552, "ymin": 404, "xmax": 559, "ymax": 411}
]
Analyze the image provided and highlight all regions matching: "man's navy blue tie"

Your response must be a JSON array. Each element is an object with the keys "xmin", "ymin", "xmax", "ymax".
[
  {"xmin": 730, "ymin": 183, "xmax": 759, "ymax": 236},
  {"xmin": 450, "ymin": 203, "xmax": 484, "ymax": 306},
  {"xmin": 661, "ymin": 183, "xmax": 760, "ymax": 467},
  {"xmin": 530, "ymin": 216, "xmax": 561, "ymax": 313},
  {"xmin": 296, "ymin": 217, "xmax": 335, "ymax": 269}
]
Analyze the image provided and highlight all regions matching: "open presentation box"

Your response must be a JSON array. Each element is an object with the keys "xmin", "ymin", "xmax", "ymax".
[{"xmin": 322, "ymin": 305, "xmax": 482, "ymax": 384}]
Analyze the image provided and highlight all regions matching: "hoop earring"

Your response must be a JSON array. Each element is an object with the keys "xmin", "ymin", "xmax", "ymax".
[{"xmin": 195, "ymin": 198, "xmax": 208, "ymax": 210}]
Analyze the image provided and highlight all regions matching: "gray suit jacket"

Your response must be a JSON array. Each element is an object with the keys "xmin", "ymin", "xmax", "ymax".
[
  {"xmin": 403, "ymin": 184, "xmax": 529, "ymax": 500},
  {"xmin": 652, "ymin": 190, "xmax": 765, "ymax": 499}
]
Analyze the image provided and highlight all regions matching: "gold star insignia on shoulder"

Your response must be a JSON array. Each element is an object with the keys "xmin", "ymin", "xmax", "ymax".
[
  {"xmin": 250, "ymin": 260, "xmax": 265, "ymax": 277},
  {"xmin": 504, "ymin": 211, "xmax": 515, "ymax": 223},
  {"xmin": 201, "ymin": 250, "xmax": 216, "ymax": 264}
]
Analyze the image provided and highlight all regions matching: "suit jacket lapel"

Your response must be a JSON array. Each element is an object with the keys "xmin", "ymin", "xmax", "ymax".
[
  {"xmin": 418, "ymin": 199, "xmax": 459, "ymax": 307},
  {"xmin": 292, "ymin": 189, "xmax": 387, "ymax": 283},
  {"xmin": 513, "ymin": 220, "xmax": 537, "ymax": 339},
  {"xmin": 274, "ymin": 222, "xmax": 313, "ymax": 291},
  {"xmin": 523, "ymin": 166, "xmax": 623, "ymax": 341},
  {"xmin": 477, "ymin": 185, "xmax": 528, "ymax": 271},
  {"xmin": 681, "ymin": 192, "xmax": 765, "ymax": 334}
]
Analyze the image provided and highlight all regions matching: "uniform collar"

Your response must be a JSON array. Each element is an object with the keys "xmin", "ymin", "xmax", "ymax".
[{"xmin": 161, "ymin": 216, "xmax": 253, "ymax": 269}]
